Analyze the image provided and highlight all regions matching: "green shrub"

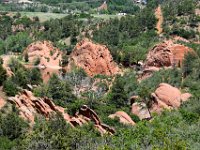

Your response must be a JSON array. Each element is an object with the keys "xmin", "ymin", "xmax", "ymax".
[
  {"xmin": 3, "ymin": 78, "xmax": 19, "ymax": 96},
  {"xmin": 0, "ymin": 63, "xmax": 7, "ymax": 86},
  {"xmin": 0, "ymin": 111, "xmax": 28, "ymax": 140}
]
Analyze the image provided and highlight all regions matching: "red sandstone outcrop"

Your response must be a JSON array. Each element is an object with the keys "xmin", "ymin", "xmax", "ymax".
[
  {"xmin": 144, "ymin": 41, "xmax": 193, "ymax": 70},
  {"xmin": 131, "ymin": 83, "xmax": 192, "ymax": 117},
  {"xmin": 8, "ymin": 90, "xmax": 114, "ymax": 135},
  {"xmin": 67, "ymin": 39, "xmax": 120, "ymax": 77},
  {"xmin": 109, "ymin": 111, "xmax": 135, "ymax": 126},
  {"xmin": 8, "ymin": 90, "xmax": 62, "ymax": 124},
  {"xmin": 24, "ymin": 41, "xmax": 62, "ymax": 82},
  {"xmin": 0, "ymin": 97, "xmax": 6, "ymax": 109},
  {"xmin": 131, "ymin": 102, "xmax": 151, "ymax": 120},
  {"xmin": 150, "ymin": 83, "xmax": 192, "ymax": 113},
  {"xmin": 97, "ymin": 1, "xmax": 108, "ymax": 11},
  {"xmin": 24, "ymin": 41, "xmax": 62, "ymax": 67},
  {"xmin": 73, "ymin": 105, "xmax": 115, "ymax": 135}
]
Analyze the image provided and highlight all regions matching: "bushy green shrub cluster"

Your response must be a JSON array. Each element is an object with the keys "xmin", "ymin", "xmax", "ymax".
[{"xmin": 3, "ymin": 58, "xmax": 42, "ymax": 96}]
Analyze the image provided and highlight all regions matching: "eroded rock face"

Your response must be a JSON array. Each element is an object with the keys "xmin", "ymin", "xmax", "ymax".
[
  {"xmin": 73, "ymin": 105, "xmax": 115, "ymax": 135},
  {"xmin": 8, "ymin": 90, "xmax": 64, "ymax": 124},
  {"xmin": 97, "ymin": 1, "xmax": 107, "ymax": 11},
  {"xmin": 24, "ymin": 41, "xmax": 62, "ymax": 82},
  {"xmin": 150, "ymin": 83, "xmax": 192, "ymax": 114},
  {"xmin": 144, "ymin": 41, "xmax": 193, "ymax": 70},
  {"xmin": 8, "ymin": 91, "xmax": 114, "ymax": 135},
  {"xmin": 0, "ymin": 97, "xmax": 6, "ymax": 109},
  {"xmin": 109, "ymin": 111, "xmax": 135, "ymax": 126},
  {"xmin": 131, "ymin": 83, "xmax": 192, "ymax": 118},
  {"xmin": 131, "ymin": 102, "xmax": 151, "ymax": 120},
  {"xmin": 68, "ymin": 39, "xmax": 120, "ymax": 77},
  {"xmin": 24, "ymin": 41, "xmax": 62, "ymax": 67}
]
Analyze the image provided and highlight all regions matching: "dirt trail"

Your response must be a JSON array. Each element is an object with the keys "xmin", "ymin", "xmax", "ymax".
[{"xmin": 155, "ymin": 5, "xmax": 163, "ymax": 34}]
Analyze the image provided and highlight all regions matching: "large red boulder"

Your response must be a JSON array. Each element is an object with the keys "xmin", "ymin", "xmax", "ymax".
[
  {"xmin": 131, "ymin": 83, "xmax": 192, "ymax": 117},
  {"xmin": 144, "ymin": 41, "xmax": 193, "ymax": 70},
  {"xmin": 150, "ymin": 83, "xmax": 192, "ymax": 113},
  {"xmin": 109, "ymin": 111, "xmax": 135, "ymax": 126},
  {"xmin": 67, "ymin": 39, "xmax": 120, "ymax": 77},
  {"xmin": 131, "ymin": 102, "xmax": 151, "ymax": 120}
]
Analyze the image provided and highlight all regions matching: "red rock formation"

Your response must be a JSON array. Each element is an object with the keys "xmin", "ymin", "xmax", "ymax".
[
  {"xmin": 131, "ymin": 83, "xmax": 192, "ymax": 117},
  {"xmin": 109, "ymin": 111, "xmax": 135, "ymax": 126},
  {"xmin": 73, "ymin": 105, "xmax": 115, "ymax": 135},
  {"xmin": 24, "ymin": 41, "xmax": 62, "ymax": 67},
  {"xmin": 150, "ymin": 83, "xmax": 192, "ymax": 114},
  {"xmin": 97, "ymin": 1, "xmax": 108, "ymax": 11},
  {"xmin": 8, "ymin": 90, "xmax": 61, "ymax": 124},
  {"xmin": 131, "ymin": 102, "xmax": 151, "ymax": 120},
  {"xmin": 67, "ymin": 39, "xmax": 120, "ymax": 77},
  {"xmin": 8, "ymin": 91, "xmax": 114, "ymax": 135},
  {"xmin": 0, "ymin": 97, "xmax": 6, "ymax": 109},
  {"xmin": 144, "ymin": 41, "xmax": 193, "ymax": 70},
  {"xmin": 24, "ymin": 41, "xmax": 62, "ymax": 82}
]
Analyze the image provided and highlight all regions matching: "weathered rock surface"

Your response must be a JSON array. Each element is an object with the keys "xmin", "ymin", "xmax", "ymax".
[
  {"xmin": 150, "ymin": 83, "xmax": 192, "ymax": 113},
  {"xmin": 131, "ymin": 102, "xmax": 151, "ymax": 120},
  {"xmin": 24, "ymin": 41, "xmax": 62, "ymax": 67},
  {"xmin": 109, "ymin": 111, "xmax": 135, "ymax": 126},
  {"xmin": 131, "ymin": 83, "xmax": 192, "ymax": 118},
  {"xmin": 73, "ymin": 105, "xmax": 115, "ymax": 135},
  {"xmin": 67, "ymin": 39, "xmax": 120, "ymax": 77},
  {"xmin": 144, "ymin": 41, "xmax": 193, "ymax": 70},
  {"xmin": 24, "ymin": 41, "xmax": 62, "ymax": 82},
  {"xmin": 8, "ymin": 90, "xmax": 61, "ymax": 124},
  {"xmin": 0, "ymin": 97, "xmax": 6, "ymax": 109},
  {"xmin": 8, "ymin": 90, "xmax": 114, "ymax": 135},
  {"xmin": 97, "ymin": 1, "xmax": 107, "ymax": 11}
]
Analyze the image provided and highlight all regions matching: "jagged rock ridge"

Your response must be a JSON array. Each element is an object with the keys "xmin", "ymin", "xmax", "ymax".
[{"xmin": 8, "ymin": 90, "xmax": 114, "ymax": 135}]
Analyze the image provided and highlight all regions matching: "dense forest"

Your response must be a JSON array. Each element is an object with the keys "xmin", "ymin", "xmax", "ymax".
[
  {"xmin": 0, "ymin": 0, "xmax": 141, "ymax": 14},
  {"xmin": 0, "ymin": 0, "xmax": 200, "ymax": 149}
]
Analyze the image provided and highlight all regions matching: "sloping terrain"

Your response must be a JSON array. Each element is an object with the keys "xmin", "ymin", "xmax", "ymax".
[{"xmin": 0, "ymin": 0, "xmax": 200, "ymax": 149}]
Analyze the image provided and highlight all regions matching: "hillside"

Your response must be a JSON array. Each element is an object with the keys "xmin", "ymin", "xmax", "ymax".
[{"xmin": 0, "ymin": 0, "xmax": 200, "ymax": 149}]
